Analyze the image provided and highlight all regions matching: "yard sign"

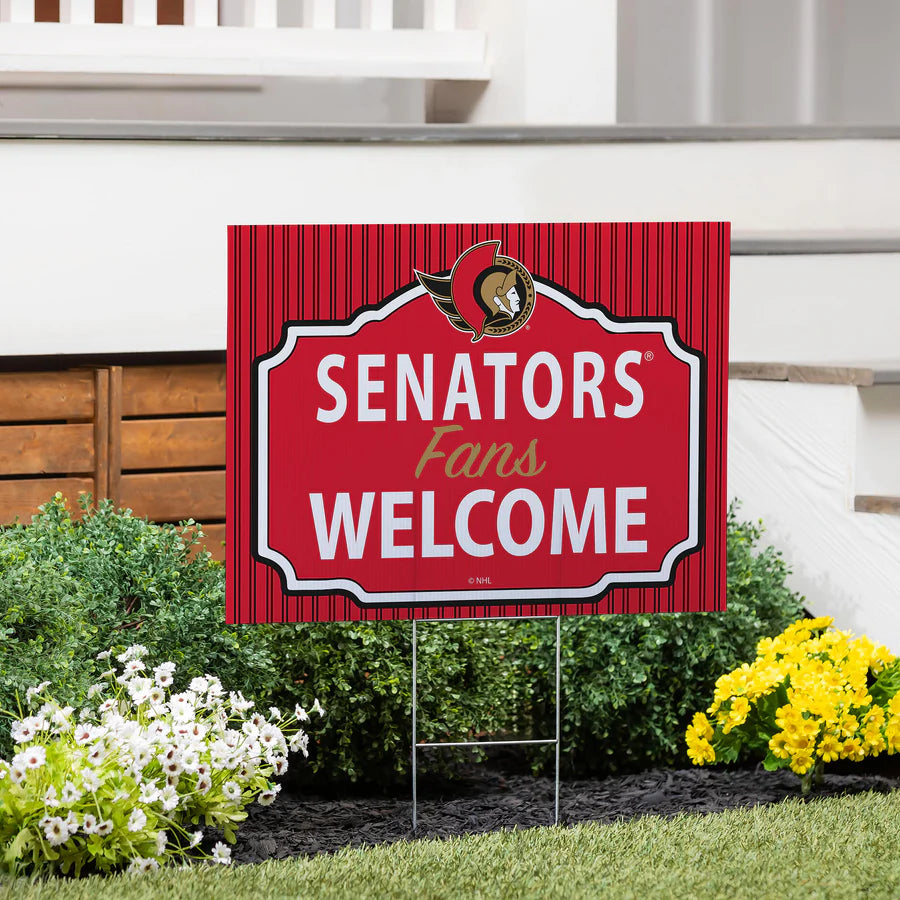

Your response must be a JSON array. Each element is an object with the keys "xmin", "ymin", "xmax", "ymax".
[{"xmin": 227, "ymin": 223, "xmax": 729, "ymax": 623}]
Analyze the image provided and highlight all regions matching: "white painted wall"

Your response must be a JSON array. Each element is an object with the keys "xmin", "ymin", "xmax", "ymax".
[
  {"xmin": 856, "ymin": 386, "xmax": 900, "ymax": 497},
  {"xmin": 730, "ymin": 254, "xmax": 900, "ymax": 365},
  {"xmin": 2, "ymin": 137, "xmax": 900, "ymax": 357},
  {"xmin": 729, "ymin": 379, "xmax": 900, "ymax": 652},
  {"xmin": 434, "ymin": 0, "xmax": 617, "ymax": 124}
]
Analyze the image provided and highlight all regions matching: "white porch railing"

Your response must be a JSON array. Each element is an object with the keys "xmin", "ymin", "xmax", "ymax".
[{"xmin": 0, "ymin": 0, "xmax": 488, "ymax": 80}]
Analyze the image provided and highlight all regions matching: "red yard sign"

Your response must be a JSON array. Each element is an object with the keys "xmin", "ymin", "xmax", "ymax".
[{"xmin": 227, "ymin": 223, "xmax": 729, "ymax": 623}]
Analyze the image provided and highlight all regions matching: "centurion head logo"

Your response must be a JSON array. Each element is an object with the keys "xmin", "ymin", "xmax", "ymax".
[{"xmin": 415, "ymin": 241, "xmax": 535, "ymax": 341}]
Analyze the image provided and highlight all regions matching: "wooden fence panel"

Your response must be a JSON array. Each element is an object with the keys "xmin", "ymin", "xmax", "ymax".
[
  {"xmin": 122, "ymin": 364, "xmax": 226, "ymax": 416},
  {"xmin": 0, "ymin": 477, "xmax": 95, "ymax": 523},
  {"xmin": 0, "ymin": 423, "xmax": 94, "ymax": 475},
  {"xmin": 118, "ymin": 470, "xmax": 225, "ymax": 523},
  {"xmin": 121, "ymin": 417, "xmax": 226, "ymax": 470},
  {"xmin": 0, "ymin": 370, "xmax": 95, "ymax": 422},
  {"xmin": 1, "ymin": 364, "xmax": 227, "ymax": 558}
]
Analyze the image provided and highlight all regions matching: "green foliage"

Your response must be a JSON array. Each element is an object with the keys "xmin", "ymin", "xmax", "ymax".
[
  {"xmin": 0, "ymin": 495, "xmax": 273, "ymax": 756},
  {"xmin": 519, "ymin": 505, "xmax": 804, "ymax": 775},
  {"xmin": 262, "ymin": 619, "xmax": 528, "ymax": 785},
  {"xmin": 262, "ymin": 505, "xmax": 802, "ymax": 783},
  {"xmin": 2, "ymin": 496, "xmax": 802, "ymax": 785}
]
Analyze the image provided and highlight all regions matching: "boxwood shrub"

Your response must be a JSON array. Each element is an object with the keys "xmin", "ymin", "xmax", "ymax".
[
  {"xmin": 1, "ymin": 496, "xmax": 802, "ymax": 785},
  {"xmin": 0, "ymin": 494, "xmax": 273, "ymax": 757}
]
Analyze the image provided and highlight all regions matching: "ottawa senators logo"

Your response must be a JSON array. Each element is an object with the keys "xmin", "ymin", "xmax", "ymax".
[{"xmin": 415, "ymin": 241, "xmax": 535, "ymax": 342}]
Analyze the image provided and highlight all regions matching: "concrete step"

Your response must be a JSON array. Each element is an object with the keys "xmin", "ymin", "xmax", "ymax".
[{"xmin": 729, "ymin": 364, "xmax": 900, "ymax": 652}]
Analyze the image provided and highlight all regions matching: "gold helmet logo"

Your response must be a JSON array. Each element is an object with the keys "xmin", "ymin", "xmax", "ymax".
[{"xmin": 415, "ymin": 241, "xmax": 535, "ymax": 341}]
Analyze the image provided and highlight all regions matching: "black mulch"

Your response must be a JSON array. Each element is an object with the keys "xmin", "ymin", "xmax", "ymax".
[{"xmin": 233, "ymin": 764, "xmax": 900, "ymax": 864}]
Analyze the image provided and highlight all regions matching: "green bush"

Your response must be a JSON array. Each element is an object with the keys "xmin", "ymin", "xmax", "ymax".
[
  {"xmin": 2, "ymin": 496, "xmax": 802, "ymax": 785},
  {"xmin": 0, "ymin": 494, "xmax": 273, "ymax": 757},
  {"xmin": 519, "ymin": 505, "xmax": 804, "ymax": 775},
  {"xmin": 262, "ymin": 619, "xmax": 529, "ymax": 785}
]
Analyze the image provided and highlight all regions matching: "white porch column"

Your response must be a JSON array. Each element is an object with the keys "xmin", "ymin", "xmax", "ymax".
[{"xmin": 443, "ymin": 0, "xmax": 617, "ymax": 125}]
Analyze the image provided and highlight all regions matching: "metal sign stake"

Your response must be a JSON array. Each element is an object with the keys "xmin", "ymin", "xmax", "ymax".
[{"xmin": 411, "ymin": 615, "xmax": 562, "ymax": 833}]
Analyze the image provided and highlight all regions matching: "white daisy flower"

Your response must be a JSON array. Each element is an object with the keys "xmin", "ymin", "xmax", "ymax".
[
  {"xmin": 195, "ymin": 774, "xmax": 212, "ymax": 794},
  {"xmin": 127, "ymin": 809, "xmax": 147, "ymax": 832},
  {"xmin": 271, "ymin": 756, "xmax": 289, "ymax": 777},
  {"xmin": 211, "ymin": 842, "xmax": 232, "ymax": 865},
  {"xmin": 155, "ymin": 830, "xmax": 168, "ymax": 855},
  {"xmin": 81, "ymin": 768, "xmax": 104, "ymax": 792},
  {"xmin": 189, "ymin": 677, "xmax": 209, "ymax": 693},
  {"xmin": 148, "ymin": 687, "xmax": 166, "ymax": 706},
  {"xmin": 257, "ymin": 785, "xmax": 281, "ymax": 806},
  {"xmin": 159, "ymin": 785, "xmax": 179, "ymax": 812},
  {"xmin": 221, "ymin": 781, "xmax": 241, "ymax": 802},
  {"xmin": 8, "ymin": 765, "xmax": 25, "ymax": 785},
  {"xmin": 82, "ymin": 814, "xmax": 98, "ymax": 834},
  {"xmin": 50, "ymin": 706, "xmax": 75, "ymax": 731},
  {"xmin": 43, "ymin": 785, "xmax": 60, "ymax": 807},
  {"xmin": 11, "ymin": 717, "xmax": 41, "ymax": 743},
  {"xmin": 87, "ymin": 744, "xmax": 107, "ymax": 766},
  {"xmin": 294, "ymin": 705, "xmax": 310, "ymax": 723},
  {"xmin": 95, "ymin": 819, "xmax": 114, "ymax": 836},
  {"xmin": 188, "ymin": 830, "xmax": 203, "ymax": 848},
  {"xmin": 18, "ymin": 746, "xmax": 47, "ymax": 769},
  {"xmin": 311, "ymin": 698, "xmax": 325, "ymax": 717},
  {"xmin": 26, "ymin": 681, "xmax": 52, "ymax": 703},
  {"xmin": 64, "ymin": 811, "xmax": 79, "ymax": 834},
  {"xmin": 60, "ymin": 781, "xmax": 82, "ymax": 805},
  {"xmin": 128, "ymin": 857, "xmax": 159, "ymax": 874},
  {"xmin": 87, "ymin": 683, "xmax": 106, "ymax": 699},
  {"xmin": 96, "ymin": 650, "xmax": 112, "ymax": 660},
  {"xmin": 75, "ymin": 724, "xmax": 98, "ymax": 744},
  {"xmin": 43, "ymin": 817, "xmax": 70, "ymax": 847},
  {"xmin": 290, "ymin": 732, "xmax": 310, "ymax": 757},
  {"xmin": 229, "ymin": 692, "xmax": 254, "ymax": 714},
  {"xmin": 139, "ymin": 783, "xmax": 160, "ymax": 804}
]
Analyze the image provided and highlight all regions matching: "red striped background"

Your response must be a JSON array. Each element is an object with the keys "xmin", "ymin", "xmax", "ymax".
[{"xmin": 226, "ymin": 223, "xmax": 729, "ymax": 623}]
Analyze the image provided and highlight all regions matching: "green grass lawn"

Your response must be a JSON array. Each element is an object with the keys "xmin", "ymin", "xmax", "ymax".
[{"xmin": 2, "ymin": 791, "xmax": 898, "ymax": 900}]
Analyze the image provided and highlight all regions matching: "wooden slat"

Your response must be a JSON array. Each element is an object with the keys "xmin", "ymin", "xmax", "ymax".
[
  {"xmin": 94, "ymin": 368, "xmax": 110, "ymax": 501},
  {"xmin": 121, "ymin": 417, "xmax": 225, "ymax": 470},
  {"xmin": 108, "ymin": 366, "xmax": 123, "ymax": 505},
  {"xmin": 119, "ymin": 470, "xmax": 225, "ymax": 523},
  {"xmin": 0, "ymin": 370, "xmax": 94, "ymax": 422},
  {"xmin": 787, "ymin": 365, "xmax": 875, "ymax": 386},
  {"xmin": 854, "ymin": 495, "xmax": 900, "ymax": 516},
  {"xmin": 728, "ymin": 362, "xmax": 789, "ymax": 382},
  {"xmin": 184, "ymin": 522, "xmax": 226, "ymax": 561},
  {"xmin": 0, "ymin": 423, "xmax": 94, "ymax": 475},
  {"xmin": 0, "ymin": 477, "xmax": 94, "ymax": 523},
  {"xmin": 122, "ymin": 365, "xmax": 226, "ymax": 417}
]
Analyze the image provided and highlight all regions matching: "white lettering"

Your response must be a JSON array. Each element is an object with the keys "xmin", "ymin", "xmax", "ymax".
[
  {"xmin": 615, "ymin": 487, "xmax": 647, "ymax": 553},
  {"xmin": 523, "ymin": 352, "xmax": 563, "ymax": 420},
  {"xmin": 455, "ymin": 489, "xmax": 494, "ymax": 557},
  {"xmin": 397, "ymin": 354, "xmax": 433, "ymax": 422},
  {"xmin": 421, "ymin": 491, "xmax": 454, "ymax": 557},
  {"xmin": 358, "ymin": 354, "xmax": 386, "ymax": 422},
  {"xmin": 573, "ymin": 352, "xmax": 605, "ymax": 418},
  {"xmin": 381, "ymin": 492, "xmax": 414, "ymax": 559},
  {"xmin": 443, "ymin": 354, "xmax": 481, "ymax": 420},
  {"xmin": 550, "ymin": 488, "xmax": 607, "ymax": 554},
  {"xmin": 309, "ymin": 492, "xmax": 375, "ymax": 559},
  {"xmin": 614, "ymin": 351, "xmax": 644, "ymax": 418},
  {"xmin": 316, "ymin": 354, "xmax": 347, "ymax": 423},
  {"xmin": 482, "ymin": 352, "xmax": 517, "ymax": 420},
  {"xmin": 497, "ymin": 489, "xmax": 544, "ymax": 556}
]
